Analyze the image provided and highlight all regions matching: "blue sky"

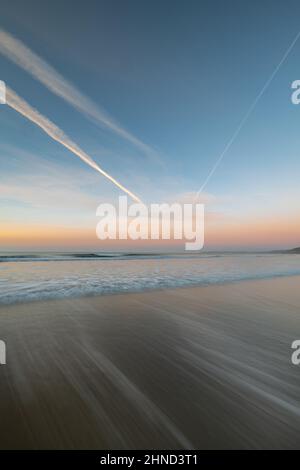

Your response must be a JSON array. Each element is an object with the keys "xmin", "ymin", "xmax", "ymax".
[{"xmin": 1, "ymin": 0, "xmax": 300, "ymax": 249}]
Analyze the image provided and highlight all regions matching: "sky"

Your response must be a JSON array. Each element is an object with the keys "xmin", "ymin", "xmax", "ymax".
[{"xmin": 0, "ymin": 0, "xmax": 300, "ymax": 250}]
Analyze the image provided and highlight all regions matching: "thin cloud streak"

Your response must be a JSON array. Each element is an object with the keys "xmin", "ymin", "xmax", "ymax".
[
  {"xmin": 196, "ymin": 28, "xmax": 300, "ymax": 198},
  {"xmin": 0, "ymin": 28, "xmax": 155, "ymax": 158},
  {"xmin": 6, "ymin": 87, "xmax": 142, "ymax": 203}
]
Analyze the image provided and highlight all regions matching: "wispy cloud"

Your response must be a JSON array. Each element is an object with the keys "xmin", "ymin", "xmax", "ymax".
[
  {"xmin": 0, "ymin": 28, "xmax": 157, "ymax": 159},
  {"xmin": 0, "ymin": 180, "xmax": 96, "ymax": 212},
  {"xmin": 6, "ymin": 86, "xmax": 142, "ymax": 202},
  {"xmin": 0, "ymin": 144, "xmax": 111, "ymax": 211}
]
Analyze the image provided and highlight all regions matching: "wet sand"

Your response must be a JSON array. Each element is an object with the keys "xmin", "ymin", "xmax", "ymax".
[{"xmin": 0, "ymin": 276, "xmax": 300, "ymax": 449}]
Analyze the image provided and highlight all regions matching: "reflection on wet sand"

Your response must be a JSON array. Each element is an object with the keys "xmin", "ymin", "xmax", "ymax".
[{"xmin": 0, "ymin": 276, "xmax": 300, "ymax": 449}]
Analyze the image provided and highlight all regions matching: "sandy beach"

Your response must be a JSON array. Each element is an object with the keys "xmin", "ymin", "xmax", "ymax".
[{"xmin": 0, "ymin": 276, "xmax": 300, "ymax": 449}]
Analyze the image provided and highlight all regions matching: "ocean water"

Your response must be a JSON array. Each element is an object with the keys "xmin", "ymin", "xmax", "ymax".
[{"xmin": 0, "ymin": 252, "xmax": 300, "ymax": 304}]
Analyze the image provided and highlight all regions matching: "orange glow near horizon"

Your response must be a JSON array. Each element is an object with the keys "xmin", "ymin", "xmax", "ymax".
[{"xmin": 1, "ymin": 213, "xmax": 300, "ymax": 250}]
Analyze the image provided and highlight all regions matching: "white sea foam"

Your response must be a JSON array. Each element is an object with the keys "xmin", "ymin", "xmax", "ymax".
[{"xmin": 0, "ymin": 253, "xmax": 300, "ymax": 304}]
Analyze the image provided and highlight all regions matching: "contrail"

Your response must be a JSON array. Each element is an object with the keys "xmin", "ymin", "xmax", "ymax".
[
  {"xmin": 196, "ymin": 28, "xmax": 300, "ymax": 199},
  {"xmin": 0, "ymin": 28, "xmax": 155, "ymax": 158},
  {"xmin": 6, "ymin": 87, "xmax": 142, "ymax": 203}
]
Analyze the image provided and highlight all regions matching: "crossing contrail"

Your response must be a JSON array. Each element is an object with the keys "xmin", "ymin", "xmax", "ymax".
[
  {"xmin": 6, "ymin": 87, "xmax": 142, "ymax": 203},
  {"xmin": 0, "ymin": 28, "xmax": 155, "ymax": 159}
]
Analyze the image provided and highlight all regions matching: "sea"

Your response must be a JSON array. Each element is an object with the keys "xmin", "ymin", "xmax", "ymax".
[{"xmin": 0, "ymin": 251, "xmax": 300, "ymax": 304}]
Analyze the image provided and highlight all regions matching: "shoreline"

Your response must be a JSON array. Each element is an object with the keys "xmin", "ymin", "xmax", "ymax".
[
  {"xmin": 0, "ymin": 276, "xmax": 300, "ymax": 449},
  {"xmin": 2, "ymin": 270, "xmax": 300, "ymax": 307}
]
